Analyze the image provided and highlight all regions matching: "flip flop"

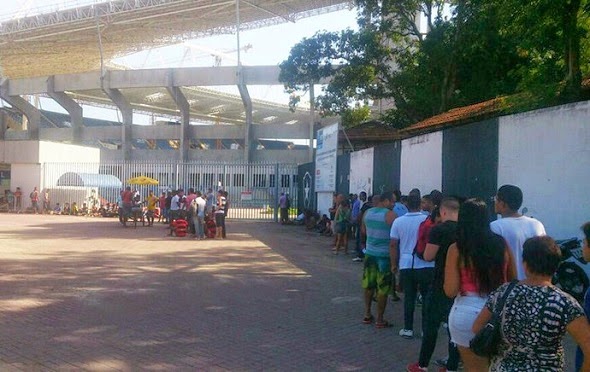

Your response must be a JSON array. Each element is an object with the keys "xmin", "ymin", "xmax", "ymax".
[
  {"xmin": 362, "ymin": 315, "xmax": 374, "ymax": 324},
  {"xmin": 375, "ymin": 320, "xmax": 393, "ymax": 329}
]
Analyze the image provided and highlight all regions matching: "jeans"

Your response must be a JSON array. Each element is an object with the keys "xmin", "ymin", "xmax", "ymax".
[
  {"xmin": 418, "ymin": 289, "xmax": 460, "ymax": 370},
  {"xmin": 193, "ymin": 215, "xmax": 205, "ymax": 238},
  {"xmin": 400, "ymin": 267, "xmax": 435, "ymax": 331}
]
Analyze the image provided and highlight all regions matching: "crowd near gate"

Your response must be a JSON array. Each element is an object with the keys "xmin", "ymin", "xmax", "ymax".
[{"xmin": 43, "ymin": 162, "xmax": 299, "ymax": 221}]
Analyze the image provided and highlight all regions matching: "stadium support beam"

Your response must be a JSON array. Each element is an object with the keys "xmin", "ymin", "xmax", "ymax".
[
  {"xmin": 0, "ymin": 79, "xmax": 40, "ymax": 139},
  {"xmin": 102, "ymin": 76, "xmax": 132, "ymax": 160},
  {"xmin": 237, "ymin": 72, "xmax": 252, "ymax": 163},
  {"xmin": 47, "ymin": 76, "xmax": 83, "ymax": 143},
  {"xmin": 166, "ymin": 75, "xmax": 190, "ymax": 162}
]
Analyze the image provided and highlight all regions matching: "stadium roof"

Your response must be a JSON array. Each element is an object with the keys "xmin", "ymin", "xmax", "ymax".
[{"xmin": 0, "ymin": 0, "xmax": 353, "ymax": 79}]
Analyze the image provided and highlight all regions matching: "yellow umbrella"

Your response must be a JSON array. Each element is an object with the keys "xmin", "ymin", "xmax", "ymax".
[{"xmin": 127, "ymin": 176, "xmax": 159, "ymax": 186}]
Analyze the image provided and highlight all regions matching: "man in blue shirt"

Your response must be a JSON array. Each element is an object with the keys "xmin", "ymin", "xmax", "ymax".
[{"xmin": 393, "ymin": 189, "xmax": 408, "ymax": 217}]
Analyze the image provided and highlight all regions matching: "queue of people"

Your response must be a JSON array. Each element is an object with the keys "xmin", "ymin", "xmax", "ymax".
[{"xmin": 346, "ymin": 184, "xmax": 590, "ymax": 372}]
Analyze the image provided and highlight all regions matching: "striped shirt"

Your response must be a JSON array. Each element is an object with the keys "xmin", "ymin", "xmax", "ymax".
[{"xmin": 364, "ymin": 207, "xmax": 391, "ymax": 257}]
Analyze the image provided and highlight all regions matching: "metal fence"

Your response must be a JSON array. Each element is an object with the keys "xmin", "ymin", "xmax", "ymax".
[{"xmin": 43, "ymin": 161, "xmax": 299, "ymax": 221}]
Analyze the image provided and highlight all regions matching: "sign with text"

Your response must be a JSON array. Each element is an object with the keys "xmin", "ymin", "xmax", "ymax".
[{"xmin": 315, "ymin": 123, "xmax": 339, "ymax": 192}]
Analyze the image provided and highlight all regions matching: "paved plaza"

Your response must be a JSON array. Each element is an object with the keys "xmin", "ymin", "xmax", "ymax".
[{"xmin": 0, "ymin": 214, "xmax": 578, "ymax": 371}]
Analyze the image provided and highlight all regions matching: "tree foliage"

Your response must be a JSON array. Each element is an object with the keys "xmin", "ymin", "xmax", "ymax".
[{"xmin": 279, "ymin": 0, "xmax": 590, "ymax": 128}]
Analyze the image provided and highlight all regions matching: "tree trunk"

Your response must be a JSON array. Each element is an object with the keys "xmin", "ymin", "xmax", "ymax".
[{"xmin": 562, "ymin": 0, "xmax": 582, "ymax": 99}]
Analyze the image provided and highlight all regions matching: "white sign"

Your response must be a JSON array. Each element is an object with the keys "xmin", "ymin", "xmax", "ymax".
[
  {"xmin": 315, "ymin": 123, "xmax": 339, "ymax": 192},
  {"xmin": 349, "ymin": 147, "xmax": 374, "ymax": 196},
  {"xmin": 240, "ymin": 190, "xmax": 253, "ymax": 201}
]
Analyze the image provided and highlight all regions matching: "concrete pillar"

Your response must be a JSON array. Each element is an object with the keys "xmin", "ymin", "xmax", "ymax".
[
  {"xmin": 0, "ymin": 111, "xmax": 5, "ymax": 140},
  {"xmin": 166, "ymin": 79, "xmax": 190, "ymax": 162},
  {"xmin": 237, "ymin": 69, "xmax": 252, "ymax": 163},
  {"xmin": 0, "ymin": 80, "xmax": 40, "ymax": 140},
  {"xmin": 102, "ymin": 76, "xmax": 132, "ymax": 160},
  {"xmin": 47, "ymin": 76, "xmax": 83, "ymax": 143}
]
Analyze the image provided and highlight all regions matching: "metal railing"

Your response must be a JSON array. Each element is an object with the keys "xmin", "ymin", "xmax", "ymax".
[{"xmin": 43, "ymin": 161, "xmax": 299, "ymax": 221}]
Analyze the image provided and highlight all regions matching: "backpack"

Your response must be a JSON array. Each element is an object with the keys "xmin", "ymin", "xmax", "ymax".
[{"xmin": 414, "ymin": 218, "xmax": 435, "ymax": 260}]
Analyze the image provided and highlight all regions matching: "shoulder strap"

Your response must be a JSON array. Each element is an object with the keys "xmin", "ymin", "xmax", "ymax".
[{"xmin": 493, "ymin": 280, "xmax": 518, "ymax": 316}]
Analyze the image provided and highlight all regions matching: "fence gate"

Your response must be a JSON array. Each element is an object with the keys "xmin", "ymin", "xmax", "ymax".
[{"xmin": 43, "ymin": 161, "xmax": 299, "ymax": 221}]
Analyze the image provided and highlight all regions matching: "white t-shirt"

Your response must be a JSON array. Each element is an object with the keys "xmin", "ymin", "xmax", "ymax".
[
  {"xmin": 390, "ymin": 212, "xmax": 433, "ymax": 270},
  {"xmin": 490, "ymin": 216, "xmax": 546, "ymax": 280},
  {"xmin": 195, "ymin": 196, "xmax": 206, "ymax": 216},
  {"xmin": 170, "ymin": 195, "xmax": 181, "ymax": 211}
]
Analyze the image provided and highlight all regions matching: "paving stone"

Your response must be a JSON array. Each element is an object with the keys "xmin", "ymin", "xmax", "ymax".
[{"xmin": 0, "ymin": 214, "xmax": 578, "ymax": 371}]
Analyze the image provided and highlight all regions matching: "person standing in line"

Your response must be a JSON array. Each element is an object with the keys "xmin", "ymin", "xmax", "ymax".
[
  {"xmin": 393, "ymin": 189, "xmax": 408, "ymax": 217},
  {"xmin": 43, "ymin": 189, "xmax": 50, "ymax": 214},
  {"xmin": 14, "ymin": 187, "xmax": 22, "ymax": 212},
  {"xmin": 185, "ymin": 188, "xmax": 197, "ymax": 234},
  {"xmin": 352, "ymin": 192, "xmax": 366, "ymax": 254},
  {"xmin": 165, "ymin": 191, "xmax": 173, "ymax": 223},
  {"xmin": 352, "ymin": 193, "xmax": 374, "ymax": 262},
  {"xmin": 145, "ymin": 190, "xmax": 158, "ymax": 226},
  {"xmin": 167, "ymin": 190, "xmax": 181, "ymax": 235},
  {"xmin": 222, "ymin": 190, "xmax": 229, "ymax": 238},
  {"xmin": 191, "ymin": 191, "xmax": 207, "ymax": 240},
  {"xmin": 444, "ymin": 198, "xmax": 516, "ymax": 371},
  {"xmin": 407, "ymin": 197, "xmax": 461, "ymax": 372},
  {"xmin": 205, "ymin": 188, "xmax": 215, "ymax": 216},
  {"xmin": 215, "ymin": 190, "xmax": 226, "ymax": 239},
  {"xmin": 390, "ymin": 194, "xmax": 432, "ymax": 339},
  {"xmin": 475, "ymin": 236, "xmax": 590, "ymax": 372},
  {"xmin": 576, "ymin": 221, "xmax": 590, "ymax": 371},
  {"xmin": 490, "ymin": 184, "xmax": 546, "ymax": 279},
  {"xmin": 361, "ymin": 191, "xmax": 396, "ymax": 328},
  {"xmin": 333, "ymin": 199, "xmax": 352, "ymax": 255},
  {"xmin": 158, "ymin": 191, "xmax": 167, "ymax": 223},
  {"xmin": 30, "ymin": 186, "xmax": 40, "ymax": 214},
  {"xmin": 279, "ymin": 192, "xmax": 288, "ymax": 224}
]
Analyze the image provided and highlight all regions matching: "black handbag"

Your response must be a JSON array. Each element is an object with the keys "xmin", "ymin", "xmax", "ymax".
[{"xmin": 469, "ymin": 280, "xmax": 518, "ymax": 358}]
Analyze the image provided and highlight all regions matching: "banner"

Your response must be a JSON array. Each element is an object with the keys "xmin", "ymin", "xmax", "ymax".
[{"xmin": 314, "ymin": 123, "xmax": 338, "ymax": 192}]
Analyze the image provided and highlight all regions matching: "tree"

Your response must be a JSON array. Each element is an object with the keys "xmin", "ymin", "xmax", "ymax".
[{"xmin": 280, "ymin": 0, "xmax": 590, "ymax": 129}]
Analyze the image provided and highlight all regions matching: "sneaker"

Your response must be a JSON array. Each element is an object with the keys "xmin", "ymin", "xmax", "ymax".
[
  {"xmin": 399, "ymin": 329, "xmax": 414, "ymax": 339},
  {"xmin": 352, "ymin": 257, "xmax": 363, "ymax": 262},
  {"xmin": 406, "ymin": 363, "xmax": 427, "ymax": 372},
  {"xmin": 434, "ymin": 358, "xmax": 448, "ymax": 368}
]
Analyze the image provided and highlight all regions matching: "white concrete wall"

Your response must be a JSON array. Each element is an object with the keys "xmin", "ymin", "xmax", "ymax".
[
  {"xmin": 0, "ymin": 140, "xmax": 40, "ymax": 163},
  {"xmin": 39, "ymin": 141, "xmax": 100, "ymax": 163},
  {"xmin": 400, "ymin": 132, "xmax": 442, "ymax": 195},
  {"xmin": 349, "ymin": 147, "xmax": 374, "ymax": 195},
  {"xmin": 317, "ymin": 192, "xmax": 333, "ymax": 217},
  {"xmin": 11, "ymin": 163, "xmax": 41, "ymax": 209},
  {"xmin": 498, "ymin": 101, "xmax": 590, "ymax": 239}
]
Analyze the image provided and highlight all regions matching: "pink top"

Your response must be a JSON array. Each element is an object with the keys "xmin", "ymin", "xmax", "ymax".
[
  {"xmin": 460, "ymin": 261, "xmax": 508, "ymax": 296},
  {"xmin": 460, "ymin": 267, "xmax": 479, "ymax": 295}
]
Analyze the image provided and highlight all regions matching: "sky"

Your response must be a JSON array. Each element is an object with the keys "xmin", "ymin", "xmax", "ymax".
[{"xmin": 0, "ymin": 1, "xmax": 359, "ymax": 124}]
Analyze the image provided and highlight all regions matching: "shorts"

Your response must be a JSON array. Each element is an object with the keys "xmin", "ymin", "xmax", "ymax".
[
  {"xmin": 448, "ymin": 294, "xmax": 486, "ymax": 347},
  {"xmin": 334, "ymin": 221, "xmax": 348, "ymax": 234},
  {"xmin": 215, "ymin": 213, "xmax": 224, "ymax": 226},
  {"xmin": 362, "ymin": 254, "xmax": 392, "ymax": 297}
]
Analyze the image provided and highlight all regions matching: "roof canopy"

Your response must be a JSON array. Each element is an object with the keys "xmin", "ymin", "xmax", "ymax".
[
  {"xmin": 0, "ymin": 0, "xmax": 351, "ymax": 78},
  {"xmin": 56, "ymin": 172, "xmax": 122, "ymax": 188}
]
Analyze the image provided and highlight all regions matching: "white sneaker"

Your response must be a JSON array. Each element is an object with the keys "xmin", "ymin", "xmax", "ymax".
[{"xmin": 399, "ymin": 329, "xmax": 414, "ymax": 339}]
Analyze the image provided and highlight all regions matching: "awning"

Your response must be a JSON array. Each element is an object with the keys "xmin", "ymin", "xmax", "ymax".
[{"xmin": 56, "ymin": 172, "xmax": 122, "ymax": 189}]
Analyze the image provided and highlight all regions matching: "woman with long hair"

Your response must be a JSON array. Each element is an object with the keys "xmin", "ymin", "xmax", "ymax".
[{"xmin": 444, "ymin": 198, "xmax": 516, "ymax": 371}]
